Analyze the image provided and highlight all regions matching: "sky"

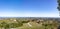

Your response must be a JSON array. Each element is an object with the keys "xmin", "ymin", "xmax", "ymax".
[{"xmin": 0, "ymin": 0, "xmax": 59, "ymax": 17}]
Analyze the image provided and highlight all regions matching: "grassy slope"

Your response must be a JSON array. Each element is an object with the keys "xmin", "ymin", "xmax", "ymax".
[
  {"xmin": 0, "ymin": 19, "xmax": 44, "ymax": 29},
  {"xmin": 0, "ymin": 19, "xmax": 59, "ymax": 29},
  {"xmin": 17, "ymin": 22, "xmax": 44, "ymax": 29}
]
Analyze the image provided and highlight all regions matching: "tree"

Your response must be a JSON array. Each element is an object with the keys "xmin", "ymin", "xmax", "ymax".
[
  {"xmin": 0, "ymin": 23, "xmax": 3, "ymax": 29},
  {"xmin": 57, "ymin": 0, "xmax": 60, "ymax": 11},
  {"xmin": 57, "ymin": 0, "xmax": 60, "ymax": 16},
  {"xmin": 8, "ymin": 23, "xmax": 23, "ymax": 28},
  {"xmin": 1, "ymin": 22, "xmax": 7, "ymax": 29},
  {"xmin": 4, "ymin": 24, "xmax": 10, "ymax": 29},
  {"xmin": 22, "ymin": 21, "xmax": 29, "ymax": 23},
  {"xmin": 57, "ymin": 25, "xmax": 60, "ymax": 29}
]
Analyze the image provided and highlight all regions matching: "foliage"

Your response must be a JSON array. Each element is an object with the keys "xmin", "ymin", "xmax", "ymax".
[
  {"xmin": 22, "ymin": 21, "xmax": 29, "ymax": 23},
  {"xmin": 0, "ymin": 18, "xmax": 59, "ymax": 29},
  {"xmin": 0, "ymin": 21, "xmax": 23, "ymax": 29},
  {"xmin": 9, "ymin": 23, "xmax": 23, "ymax": 28},
  {"xmin": 57, "ymin": 0, "xmax": 60, "ymax": 11}
]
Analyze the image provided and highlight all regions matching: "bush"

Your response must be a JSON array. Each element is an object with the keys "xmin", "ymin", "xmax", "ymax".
[
  {"xmin": 22, "ymin": 21, "xmax": 29, "ymax": 23},
  {"xmin": 9, "ymin": 23, "xmax": 23, "ymax": 28}
]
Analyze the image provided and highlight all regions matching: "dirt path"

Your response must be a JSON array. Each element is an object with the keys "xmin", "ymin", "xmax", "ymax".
[{"xmin": 27, "ymin": 23, "xmax": 32, "ymax": 27}]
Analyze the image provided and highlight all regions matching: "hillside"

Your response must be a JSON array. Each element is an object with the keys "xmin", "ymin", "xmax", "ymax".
[{"xmin": 0, "ymin": 17, "xmax": 59, "ymax": 29}]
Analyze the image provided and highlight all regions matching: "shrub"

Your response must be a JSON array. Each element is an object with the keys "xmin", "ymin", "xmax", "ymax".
[
  {"xmin": 9, "ymin": 23, "xmax": 23, "ymax": 28},
  {"xmin": 22, "ymin": 21, "xmax": 29, "ymax": 23}
]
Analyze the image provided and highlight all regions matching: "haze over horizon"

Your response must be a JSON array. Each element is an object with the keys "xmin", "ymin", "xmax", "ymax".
[{"xmin": 0, "ymin": 0, "xmax": 59, "ymax": 17}]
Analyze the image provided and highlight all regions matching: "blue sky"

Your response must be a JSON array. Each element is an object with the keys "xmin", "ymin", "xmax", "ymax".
[{"xmin": 0, "ymin": 0, "xmax": 59, "ymax": 17}]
